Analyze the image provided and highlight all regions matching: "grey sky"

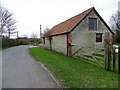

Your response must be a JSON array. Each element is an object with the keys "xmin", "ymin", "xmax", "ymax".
[{"xmin": 0, "ymin": 0, "xmax": 119, "ymax": 38}]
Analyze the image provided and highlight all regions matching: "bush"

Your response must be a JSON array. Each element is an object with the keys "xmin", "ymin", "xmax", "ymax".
[
  {"xmin": 2, "ymin": 38, "xmax": 16, "ymax": 48},
  {"xmin": 114, "ymin": 30, "xmax": 120, "ymax": 43},
  {"xmin": 2, "ymin": 37, "xmax": 29, "ymax": 48},
  {"xmin": 18, "ymin": 40, "xmax": 29, "ymax": 45}
]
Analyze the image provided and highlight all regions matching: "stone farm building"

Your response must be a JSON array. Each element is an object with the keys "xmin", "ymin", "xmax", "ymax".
[{"xmin": 42, "ymin": 7, "xmax": 114, "ymax": 57}]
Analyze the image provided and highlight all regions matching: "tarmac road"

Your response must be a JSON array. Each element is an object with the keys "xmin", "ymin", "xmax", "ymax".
[{"xmin": 2, "ymin": 45, "xmax": 60, "ymax": 88}]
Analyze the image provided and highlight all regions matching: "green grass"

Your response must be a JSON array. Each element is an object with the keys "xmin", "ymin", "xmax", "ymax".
[
  {"xmin": 77, "ymin": 54, "xmax": 104, "ymax": 68},
  {"xmin": 3, "ymin": 47, "xmax": 10, "ymax": 50},
  {"xmin": 29, "ymin": 47, "xmax": 118, "ymax": 88},
  {"xmin": 0, "ymin": 47, "xmax": 9, "ymax": 51},
  {"xmin": 92, "ymin": 53, "xmax": 104, "ymax": 57},
  {"xmin": 78, "ymin": 53, "xmax": 119, "ymax": 73},
  {"xmin": 0, "ymin": 46, "xmax": 14, "ymax": 51},
  {"xmin": 114, "ymin": 44, "xmax": 120, "ymax": 46}
]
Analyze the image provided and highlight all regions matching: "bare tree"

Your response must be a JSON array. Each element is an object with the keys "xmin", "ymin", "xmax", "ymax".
[
  {"xmin": 0, "ymin": 5, "xmax": 16, "ymax": 38},
  {"xmin": 31, "ymin": 32, "xmax": 38, "ymax": 38},
  {"xmin": 109, "ymin": 11, "xmax": 120, "ymax": 43},
  {"xmin": 23, "ymin": 34, "xmax": 28, "ymax": 38},
  {"xmin": 43, "ymin": 26, "xmax": 51, "ymax": 37},
  {"xmin": 109, "ymin": 11, "xmax": 120, "ymax": 31}
]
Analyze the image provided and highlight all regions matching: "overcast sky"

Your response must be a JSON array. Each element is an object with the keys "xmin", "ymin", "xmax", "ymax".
[{"xmin": 0, "ymin": 0, "xmax": 119, "ymax": 38}]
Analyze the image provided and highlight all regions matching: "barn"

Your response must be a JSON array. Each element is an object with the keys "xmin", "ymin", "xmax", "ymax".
[{"xmin": 42, "ymin": 7, "xmax": 113, "ymax": 57}]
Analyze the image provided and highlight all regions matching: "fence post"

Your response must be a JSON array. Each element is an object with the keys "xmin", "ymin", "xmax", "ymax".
[
  {"xmin": 108, "ymin": 48, "xmax": 111, "ymax": 71},
  {"xmin": 118, "ymin": 46, "xmax": 120, "ymax": 74},
  {"xmin": 104, "ymin": 33, "xmax": 109, "ymax": 71},
  {"xmin": 104, "ymin": 32, "xmax": 111, "ymax": 71},
  {"xmin": 109, "ymin": 35, "xmax": 113, "ymax": 71},
  {"xmin": 113, "ymin": 47, "xmax": 116, "ymax": 72}
]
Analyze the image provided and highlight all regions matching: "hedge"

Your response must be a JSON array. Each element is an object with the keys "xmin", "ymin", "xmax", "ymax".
[{"xmin": 2, "ymin": 37, "xmax": 29, "ymax": 48}]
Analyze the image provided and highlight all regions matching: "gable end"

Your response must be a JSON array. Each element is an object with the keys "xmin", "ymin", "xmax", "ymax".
[{"xmin": 70, "ymin": 7, "xmax": 114, "ymax": 35}]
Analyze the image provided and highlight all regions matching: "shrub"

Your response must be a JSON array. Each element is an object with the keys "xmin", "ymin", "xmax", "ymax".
[
  {"xmin": 2, "ymin": 37, "xmax": 29, "ymax": 48},
  {"xmin": 18, "ymin": 40, "xmax": 29, "ymax": 45},
  {"xmin": 114, "ymin": 30, "xmax": 120, "ymax": 43}
]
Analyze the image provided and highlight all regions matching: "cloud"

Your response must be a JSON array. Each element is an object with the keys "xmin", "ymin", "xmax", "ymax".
[{"xmin": 0, "ymin": 0, "xmax": 118, "ymax": 37}]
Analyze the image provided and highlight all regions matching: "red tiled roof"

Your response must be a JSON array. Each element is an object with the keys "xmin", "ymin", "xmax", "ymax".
[{"xmin": 49, "ymin": 7, "xmax": 94, "ymax": 36}]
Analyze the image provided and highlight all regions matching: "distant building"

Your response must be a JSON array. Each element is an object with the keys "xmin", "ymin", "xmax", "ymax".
[
  {"xmin": 17, "ymin": 37, "xmax": 28, "ymax": 42},
  {"xmin": 17, "ymin": 37, "xmax": 27, "ymax": 39},
  {"xmin": 0, "ymin": 35, "xmax": 5, "ymax": 39}
]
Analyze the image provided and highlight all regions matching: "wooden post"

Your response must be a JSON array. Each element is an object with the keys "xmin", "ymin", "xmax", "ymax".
[
  {"xmin": 109, "ymin": 35, "xmax": 114, "ymax": 72},
  {"xmin": 118, "ymin": 46, "xmax": 120, "ymax": 74},
  {"xmin": 68, "ymin": 44, "xmax": 74, "ymax": 57},
  {"xmin": 108, "ymin": 48, "xmax": 111, "ymax": 71},
  {"xmin": 69, "ymin": 43, "xmax": 72, "ymax": 57},
  {"xmin": 105, "ymin": 45, "xmax": 109, "ymax": 70},
  {"xmin": 104, "ymin": 32, "xmax": 110, "ymax": 71},
  {"xmin": 67, "ymin": 34, "xmax": 69, "ymax": 57},
  {"xmin": 104, "ymin": 33, "xmax": 113, "ymax": 71},
  {"xmin": 49, "ymin": 37, "xmax": 52, "ymax": 50},
  {"xmin": 113, "ymin": 47, "xmax": 116, "ymax": 72}
]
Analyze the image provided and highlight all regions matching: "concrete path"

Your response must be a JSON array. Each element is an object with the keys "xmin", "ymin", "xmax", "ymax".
[{"xmin": 2, "ymin": 45, "xmax": 60, "ymax": 88}]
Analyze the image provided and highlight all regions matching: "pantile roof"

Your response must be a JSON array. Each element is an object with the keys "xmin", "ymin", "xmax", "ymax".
[
  {"xmin": 47, "ymin": 7, "xmax": 114, "ymax": 36},
  {"xmin": 49, "ymin": 7, "xmax": 93, "ymax": 36}
]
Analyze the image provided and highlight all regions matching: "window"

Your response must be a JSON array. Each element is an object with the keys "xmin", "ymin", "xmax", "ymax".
[
  {"xmin": 89, "ymin": 18, "xmax": 97, "ymax": 30},
  {"xmin": 96, "ymin": 33, "xmax": 102, "ymax": 42}
]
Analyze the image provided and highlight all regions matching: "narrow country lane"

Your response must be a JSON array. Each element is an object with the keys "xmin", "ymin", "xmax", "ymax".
[{"xmin": 2, "ymin": 45, "xmax": 60, "ymax": 88}]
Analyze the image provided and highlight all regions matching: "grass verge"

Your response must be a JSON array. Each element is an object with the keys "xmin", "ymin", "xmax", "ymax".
[
  {"xmin": 29, "ymin": 47, "xmax": 118, "ymax": 88},
  {"xmin": 114, "ymin": 44, "xmax": 120, "ymax": 46},
  {"xmin": 0, "ymin": 46, "xmax": 14, "ymax": 51}
]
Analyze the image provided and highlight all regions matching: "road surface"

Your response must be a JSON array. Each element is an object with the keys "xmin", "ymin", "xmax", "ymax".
[{"xmin": 2, "ymin": 45, "xmax": 60, "ymax": 88}]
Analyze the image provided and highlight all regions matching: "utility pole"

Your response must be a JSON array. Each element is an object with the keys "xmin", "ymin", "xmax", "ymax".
[
  {"xmin": 118, "ymin": 1, "xmax": 120, "ymax": 22},
  {"xmin": 17, "ymin": 31, "xmax": 18, "ymax": 45},
  {"xmin": 8, "ymin": 29, "xmax": 10, "ymax": 38},
  {"xmin": 40, "ymin": 24, "xmax": 42, "ymax": 38}
]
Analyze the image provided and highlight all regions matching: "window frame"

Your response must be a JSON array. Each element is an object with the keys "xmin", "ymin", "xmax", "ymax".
[
  {"xmin": 96, "ymin": 33, "xmax": 103, "ymax": 42},
  {"xmin": 89, "ymin": 18, "xmax": 97, "ymax": 30}
]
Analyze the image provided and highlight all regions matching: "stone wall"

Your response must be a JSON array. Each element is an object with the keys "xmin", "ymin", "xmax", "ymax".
[
  {"xmin": 51, "ymin": 35, "xmax": 67, "ymax": 55},
  {"xmin": 44, "ymin": 35, "xmax": 67, "ymax": 55},
  {"xmin": 71, "ymin": 10, "xmax": 111, "ymax": 55},
  {"xmin": 44, "ymin": 37, "xmax": 50, "ymax": 49}
]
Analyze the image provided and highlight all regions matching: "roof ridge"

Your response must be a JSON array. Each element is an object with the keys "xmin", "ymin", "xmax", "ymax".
[
  {"xmin": 49, "ymin": 7, "xmax": 94, "ymax": 36},
  {"xmin": 52, "ymin": 7, "xmax": 94, "ymax": 28},
  {"xmin": 69, "ymin": 7, "xmax": 94, "ymax": 20},
  {"xmin": 68, "ymin": 7, "xmax": 94, "ymax": 32}
]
